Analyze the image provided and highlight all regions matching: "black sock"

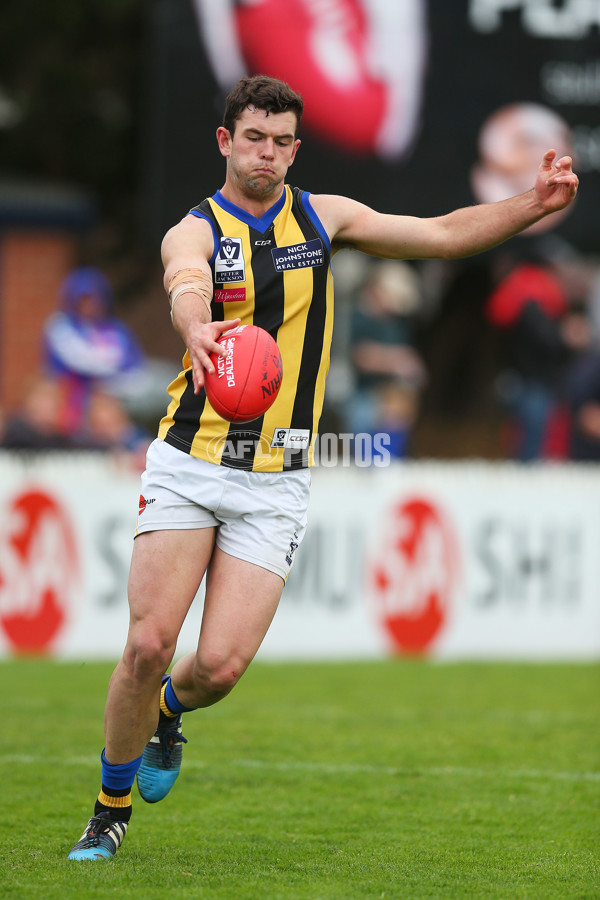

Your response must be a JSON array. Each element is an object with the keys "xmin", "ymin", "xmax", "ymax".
[{"xmin": 94, "ymin": 786, "xmax": 132, "ymax": 823}]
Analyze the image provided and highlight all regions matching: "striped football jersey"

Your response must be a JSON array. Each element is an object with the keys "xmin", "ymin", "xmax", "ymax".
[{"xmin": 158, "ymin": 185, "xmax": 334, "ymax": 471}]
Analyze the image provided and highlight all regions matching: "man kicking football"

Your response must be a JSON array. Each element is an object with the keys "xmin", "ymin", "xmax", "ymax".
[{"xmin": 68, "ymin": 74, "xmax": 578, "ymax": 860}]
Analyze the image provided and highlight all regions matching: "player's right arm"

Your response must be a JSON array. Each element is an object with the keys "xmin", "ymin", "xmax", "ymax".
[{"xmin": 161, "ymin": 215, "xmax": 240, "ymax": 393}]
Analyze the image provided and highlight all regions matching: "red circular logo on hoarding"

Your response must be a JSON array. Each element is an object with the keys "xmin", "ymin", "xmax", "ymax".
[
  {"xmin": 0, "ymin": 489, "xmax": 79, "ymax": 654},
  {"xmin": 370, "ymin": 497, "xmax": 458, "ymax": 655}
]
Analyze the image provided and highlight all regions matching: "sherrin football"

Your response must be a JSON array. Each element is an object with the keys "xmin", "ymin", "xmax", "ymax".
[{"xmin": 204, "ymin": 325, "xmax": 283, "ymax": 423}]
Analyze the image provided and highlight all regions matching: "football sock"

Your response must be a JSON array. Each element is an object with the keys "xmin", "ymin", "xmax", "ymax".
[
  {"xmin": 161, "ymin": 677, "xmax": 195, "ymax": 717},
  {"xmin": 94, "ymin": 749, "xmax": 143, "ymax": 823}
]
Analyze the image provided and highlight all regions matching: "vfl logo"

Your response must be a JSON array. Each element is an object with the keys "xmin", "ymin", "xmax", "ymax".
[
  {"xmin": 271, "ymin": 429, "xmax": 288, "ymax": 449},
  {"xmin": 215, "ymin": 237, "xmax": 245, "ymax": 284},
  {"xmin": 220, "ymin": 238, "xmax": 240, "ymax": 266}
]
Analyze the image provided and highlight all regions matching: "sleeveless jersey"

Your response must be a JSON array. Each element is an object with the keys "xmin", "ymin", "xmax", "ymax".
[{"xmin": 158, "ymin": 185, "xmax": 334, "ymax": 471}]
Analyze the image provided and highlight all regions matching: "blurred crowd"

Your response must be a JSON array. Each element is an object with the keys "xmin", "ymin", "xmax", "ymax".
[
  {"xmin": 325, "ymin": 100, "xmax": 600, "ymax": 465},
  {"xmin": 4, "ymin": 247, "xmax": 600, "ymax": 467},
  {"xmin": 0, "ymin": 267, "xmax": 155, "ymax": 470},
  {"xmin": 2, "ymin": 94, "xmax": 600, "ymax": 468},
  {"xmin": 328, "ymin": 240, "xmax": 600, "ymax": 464},
  {"xmin": 3, "ymin": 2, "xmax": 600, "ymax": 469}
]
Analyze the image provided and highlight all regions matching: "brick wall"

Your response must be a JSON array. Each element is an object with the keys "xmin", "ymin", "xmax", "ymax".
[{"xmin": 0, "ymin": 230, "xmax": 76, "ymax": 412}]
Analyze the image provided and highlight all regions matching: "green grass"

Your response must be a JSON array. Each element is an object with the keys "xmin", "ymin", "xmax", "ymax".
[{"xmin": 1, "ymin": 659, "xmax": 599, "ymax": 899}]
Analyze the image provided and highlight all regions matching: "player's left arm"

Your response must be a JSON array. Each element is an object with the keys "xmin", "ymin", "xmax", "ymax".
[{"xmin": 312, "ymin": 150, "xmax": 578, "ymax": 261}]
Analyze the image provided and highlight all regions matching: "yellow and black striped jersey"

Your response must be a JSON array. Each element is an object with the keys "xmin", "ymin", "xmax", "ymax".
[{"xmin": 158, "ymin": 185, "xmax": 334, "ymax": 471}]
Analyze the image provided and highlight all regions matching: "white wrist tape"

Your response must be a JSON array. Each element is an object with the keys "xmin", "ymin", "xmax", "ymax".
[
  {"xmin": 169, "ymin": 284, "xmax": 212, "ymax": 321},
  {"xmin": 167, "ymin": 268, "xmax": 213, "ymax": 322}
]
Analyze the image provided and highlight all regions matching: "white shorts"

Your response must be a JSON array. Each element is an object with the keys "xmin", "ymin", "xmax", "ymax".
[{"xmin": 136, "ymin": 439, "xmax": 311, "ymax": 580}]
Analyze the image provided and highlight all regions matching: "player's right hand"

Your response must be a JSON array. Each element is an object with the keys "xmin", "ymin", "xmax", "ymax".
[{"xmin": 187, "ymin": 318, "xmax": 241, "ymax": 393}]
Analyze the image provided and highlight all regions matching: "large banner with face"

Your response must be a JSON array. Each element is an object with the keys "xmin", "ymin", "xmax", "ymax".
[{"xmin": 143, "ymin": 0, "xmax": 600, "ymax": 253}]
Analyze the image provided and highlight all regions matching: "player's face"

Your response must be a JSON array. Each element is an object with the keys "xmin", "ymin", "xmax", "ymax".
[{"xmin": 218, "ymin": 107, "xmax": 301, "ymax": 201}]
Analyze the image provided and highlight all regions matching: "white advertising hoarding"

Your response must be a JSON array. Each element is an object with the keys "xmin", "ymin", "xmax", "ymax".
[
  {"xmin": 0, "ymin": 452, "xmax": 598, "ymax": 661},
  {"xmin": 275, "ymin": 464, "xmax": 600, "ymax": 660}
]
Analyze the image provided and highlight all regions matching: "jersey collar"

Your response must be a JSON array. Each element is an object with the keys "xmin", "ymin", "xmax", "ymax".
[{"xmin": 211, "ymin": 188, "xmax": 288, "ymax": 234}]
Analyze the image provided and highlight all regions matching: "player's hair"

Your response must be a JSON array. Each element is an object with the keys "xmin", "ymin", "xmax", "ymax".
[{"xmin": 223, "ymin": 75, "xmax": 303, "ymax": 136}]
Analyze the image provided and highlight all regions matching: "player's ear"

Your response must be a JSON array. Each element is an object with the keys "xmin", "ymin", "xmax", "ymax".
[
  {"xmin": 288, "ymin": 138, "xmax": 301, "ymax": 166},
  {"xmin": 216, "ymin": 127, "xmax": 232, "ymax": 158}
]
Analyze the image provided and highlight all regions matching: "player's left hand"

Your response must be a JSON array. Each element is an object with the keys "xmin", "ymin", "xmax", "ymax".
[{"xmin": 534, "ymin": 150, "xmax": 579, "ymax": 214}]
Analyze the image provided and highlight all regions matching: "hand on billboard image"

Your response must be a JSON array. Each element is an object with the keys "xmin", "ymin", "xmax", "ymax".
[
  {"xmin": 470, "ymin": 103, "xmax": 576, "ymax": 235},
  {"xmin": 192, "ymin": 0, "xmax": 428, "ymax": 158}
]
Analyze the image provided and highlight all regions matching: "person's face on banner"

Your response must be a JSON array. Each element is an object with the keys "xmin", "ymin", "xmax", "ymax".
[{"xmin": 470, "ymin": 103, "xmax": 575, "ymax": 234}]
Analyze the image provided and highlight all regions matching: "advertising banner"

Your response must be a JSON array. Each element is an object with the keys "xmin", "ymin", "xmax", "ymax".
[
  {"xmin": 144, "ymin": 0, "xmax": 600, "ymax": 253},
  {"xmin": 0, "ymin": 453, "xmax": 598, "ymax": 661},
  {"xmin": 273, "ymin": 463, "xmax": 600, "ymax": 660}
]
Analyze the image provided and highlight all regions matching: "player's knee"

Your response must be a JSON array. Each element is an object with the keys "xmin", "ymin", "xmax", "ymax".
[
  {"xmin": 198, "ymin": 665, "xmax": 240, "ymax": 700},
  {"xmin": 123, "ymin": 629, "xmax": 176, "ymax": 681},
  {"xmin": 193, "ymin": 653, "xmax": 245, "ymax": 702}
]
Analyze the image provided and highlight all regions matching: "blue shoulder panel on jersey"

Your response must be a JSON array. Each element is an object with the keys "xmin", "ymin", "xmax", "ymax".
[
  {"xmin": 299, "ymin": 192, "xmax": 331, "ymax": 257},
  {"xmin": 187, "ymin": 211, "xmax": 219, "ymax": 265}
]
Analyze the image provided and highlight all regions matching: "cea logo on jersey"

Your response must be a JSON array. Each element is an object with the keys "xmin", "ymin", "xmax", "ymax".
[{"xmin": 215, "ymin": 237, "xmax": 245, "ymax": 283}]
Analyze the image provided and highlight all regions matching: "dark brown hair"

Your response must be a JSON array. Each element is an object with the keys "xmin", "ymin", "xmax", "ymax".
[{"xmin": 222, "ymin": 75, "xmax": 303, "ymax": 136}]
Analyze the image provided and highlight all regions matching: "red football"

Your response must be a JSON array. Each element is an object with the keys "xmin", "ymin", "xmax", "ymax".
[{"xmin": 204, "ymin": 325, "xmax": 283, "ymax": 423}]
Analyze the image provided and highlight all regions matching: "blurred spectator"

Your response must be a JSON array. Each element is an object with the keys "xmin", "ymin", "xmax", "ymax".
[
  {"xmin": 468, "ymin": 101, "xmax": 583, "ymax": 460},
  {"xmin": 486, "ymin": 257, "xmax": 591, "ymax": 460},
  {"xmin": 43, "ymin": 267, "xmax": 148, "ymax": 434},
  {"xmin": 563, "ymin": 342, "xmax": 600, "ymax": 461},
  {"xmin": 346, "ymin": 260, "xmax": 426, "ymax": 458},
  {"xmin": 1, "ymin": 378, "xmax": 73, "ymax": 450},
  {"xmin": 75, "ymin": 390, "xmax": 151, "ymax": 468},
  {"xmin": 374, "ymin": 380, "xmax": 420, "ymax": 460}
]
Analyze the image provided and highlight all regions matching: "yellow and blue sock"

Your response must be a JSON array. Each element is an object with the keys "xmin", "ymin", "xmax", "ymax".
[
  {"xmin": 94, "ymin": 749, "xmax": 142, "ymax": 823},
  {"xmin": 160, "ymin": 676, "xmax": 195, "ymax": 718}
]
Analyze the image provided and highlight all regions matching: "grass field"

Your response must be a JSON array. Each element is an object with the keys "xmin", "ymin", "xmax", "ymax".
[{"xmin": 1, "ymin": 658, "xmax": 599, "ymax": 899}]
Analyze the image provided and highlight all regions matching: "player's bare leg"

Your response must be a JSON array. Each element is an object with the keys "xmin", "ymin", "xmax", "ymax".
[
  {"xmin": 68, "ymin": 528, "xmax": 214, "ymax": 858},
  {"xmin": 104, "ymin": 527, "xmax": 216, "ymax": 763},
  {"xmin": 169, "ymin": 547, "xmax": 285, "ymax": 708},
  {"xmin": 136, "ymin": 545, "xmax": 284, "ymax": 802}
]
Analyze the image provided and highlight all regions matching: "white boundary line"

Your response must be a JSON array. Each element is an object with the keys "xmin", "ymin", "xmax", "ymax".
[{"xmin": 3, "ymin": 755, "xmax": 599, "ymax": 783}]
